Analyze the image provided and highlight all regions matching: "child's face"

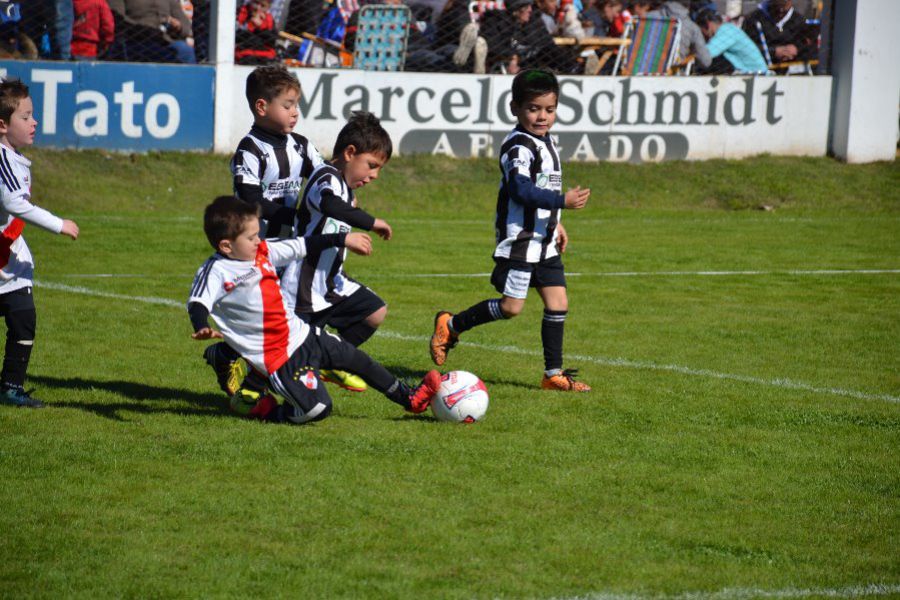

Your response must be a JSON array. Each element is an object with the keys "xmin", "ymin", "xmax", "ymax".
[
  {"xmin": 510, "ymin": 92, "xmax": 558, "ymax": 137},
  {"xmin": 220, "ymin": 216, "xmax": 261, "ymax": 261},
  {"xmin": 255, "ymin": 87, "xmax": 300, "ymax": 134},
  {"xmin": 341, "ymin": 147, "xmax": 387, "ymax": 189},
  {"xmin": 0, "ymin": 96, "xmax": 37, "ymax": 149}
]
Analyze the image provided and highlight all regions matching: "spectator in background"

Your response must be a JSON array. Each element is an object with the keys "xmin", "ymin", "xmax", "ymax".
[
  {"xmin": 582, "ymin": 0, "xmax": 622, "ymax": 37},
  {"xmin": 0, "ymin": 0, "xmax": 38, "ymax": 59},
  {"xmin": 235, "ymin": 0, "xmax": 278, "ymax": 64},
  {"xmin": 630, "ymin": 0, "xmax": 711, "ymax": 70},
  {"xmin": 20, "ymin": 0, "xmax": 74, "ymax": 59},
  {"xmin": 536, "ymin": 0, "xmax": 586, "ymax": 40},
  {"xmin": 479, "ymin": 0, "xmax": 578, "ymax": 74},
  {"xmin": 71, "ymin": 0, "xmax": 115, "ymax": 59},
  {"xmin": 741, "ymin": 0, "xmax": 815, "ymax": 64},
  {"xmin": 106, "ymin": 0, "xmax": 195, "ymax": 62},
  {"xmin": 696, "ymin": 8, "xmax": 766, "ymax": 73}
]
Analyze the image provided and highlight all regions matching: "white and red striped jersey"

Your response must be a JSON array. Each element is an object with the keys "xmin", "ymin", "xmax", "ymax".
[
  {"xmin": 0, "ymin": 144, "xmax": 64, "ymax": 295},
  {"xmin": 188, "ymin": 239, "xmax": 313, "ymax": 375}
]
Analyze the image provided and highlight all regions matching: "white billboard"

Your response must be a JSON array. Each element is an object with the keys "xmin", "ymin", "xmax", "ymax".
[{"xmin": 217, "ymin": 67, "xmax": 831, "ymax": 163}]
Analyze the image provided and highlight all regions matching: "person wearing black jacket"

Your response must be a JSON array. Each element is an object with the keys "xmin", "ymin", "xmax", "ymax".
[
  {"xmin": 479, "ymin": 0, "xmax": 577, "ymax": 73},
  {"xmin": 742, "ymin": 0, "xmax": 816, "ymax": 64}
]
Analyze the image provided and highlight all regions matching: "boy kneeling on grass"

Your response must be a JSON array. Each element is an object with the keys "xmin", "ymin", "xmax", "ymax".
[{"xmin": 187, "ymin": 196, "xmax": 440, "ymax": 424}]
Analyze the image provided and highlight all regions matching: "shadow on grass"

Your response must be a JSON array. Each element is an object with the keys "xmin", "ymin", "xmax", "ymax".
[{"xmin": 29, "ymin": 375, "xmax": 227, "ymax": 422}]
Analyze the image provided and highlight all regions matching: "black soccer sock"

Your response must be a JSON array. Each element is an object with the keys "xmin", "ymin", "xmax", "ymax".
[
  {"xmin": 335, "ymin": 345, "xmax": 411, "ymax": 408},
  {"xmin": 450, "ymin": 298, "xmax": 505, "ymax": 334},
  {"xmin": 2, "ymin": 308, "xmax": 36, "ymax": 389},
  {"xmin": 541, "ymin": 309, "xmax": 567, "ymax": 373},
  {"xmin": 338, "ymin": 321, "xmax": 377, "ymax": 347},
  {"xmin": 216, "ymin": 342, "xmax": 241, "ymax": 362}
]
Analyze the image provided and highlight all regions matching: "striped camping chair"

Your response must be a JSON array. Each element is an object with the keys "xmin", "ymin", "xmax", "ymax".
[{"xmin": 613, "ymin": 16, "xmax": 681, "ymax": 76}]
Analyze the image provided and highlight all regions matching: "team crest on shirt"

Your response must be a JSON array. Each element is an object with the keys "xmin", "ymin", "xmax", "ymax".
[{"xmin": 295, "ymin": 369, "xmax": 318, "ymax": 390}]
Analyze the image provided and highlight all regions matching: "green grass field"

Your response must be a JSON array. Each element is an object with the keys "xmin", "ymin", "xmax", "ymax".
[{"xmin": 1, "ymin": 150, "xmax": 898, "ymax": 598}]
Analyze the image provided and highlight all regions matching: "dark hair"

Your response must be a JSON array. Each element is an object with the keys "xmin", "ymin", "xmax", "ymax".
[
  {"xmin": 694, "ymin": 8, "xmax": 721, "ymax": 27},
  {"xmin": 332, "ymin": 111, "xmax": 392, "ymax": 160},
  {"xmin": 245, "ymin": 65, "xmax": 301, "ymax": 110},
  {"xmin": 203, "ymin": 196, "xmax": 260, "ymax": 249},
  {"xmin": 0, "ymin": 78, "xmax": 29, "ymax": 124},
  {"xmin": 511, "ymin": 69, "xmax": 560, "ymax": 105}
]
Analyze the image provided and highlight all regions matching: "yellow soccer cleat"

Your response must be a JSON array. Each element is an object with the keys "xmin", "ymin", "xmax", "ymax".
[
  {"xmin": 204, "ymin": 343, "xmax": 247, "ymax": 397},
  {"xmin": 320, "ymin": 369, "xmax": 367, "ymax": 392}
]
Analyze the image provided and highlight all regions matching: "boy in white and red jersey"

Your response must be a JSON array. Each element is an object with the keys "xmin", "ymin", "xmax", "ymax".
[
  {"xmin": 188, "ymin": 196, "xmax": 440, "ymax": 423},
  {"xmin": 0, "ymin": 79, "xmax": 79, "ymax": 408}
]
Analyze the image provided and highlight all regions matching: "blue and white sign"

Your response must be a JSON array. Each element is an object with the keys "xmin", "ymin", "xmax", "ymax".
[{"xmin": 0, "ymin": 61, "xmax": 215, "ymax": 151}]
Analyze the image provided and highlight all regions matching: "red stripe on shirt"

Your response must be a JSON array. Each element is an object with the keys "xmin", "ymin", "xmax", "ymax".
[
  {"xmin": 256, "ymin": 241, "xmax": 291, "ymax": 373},
  {"xmin": 0, "ymin": 218, "xmax": 25, "ymax": 269}
]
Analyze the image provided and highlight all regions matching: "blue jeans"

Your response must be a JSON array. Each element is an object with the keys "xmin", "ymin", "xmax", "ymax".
[{"xmin": 51, "ymin": 0, "xmax": 72, "ymax": 60}]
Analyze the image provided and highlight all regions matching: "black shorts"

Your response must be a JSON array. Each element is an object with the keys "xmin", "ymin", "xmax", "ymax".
[
  {"xmin": 491, "ymin": 255, "xmax": 567, "ymax": 299},
  {"xmin": 0, "ymin": 287, "xmax": 36, "ymax": 340},
  {"xmin": 267, "ymin": 328, "xmax": 357, "ymax": 424},
  {"xmin": 296, "ymin": 285, "xmax": 385, "ymax": 331}
]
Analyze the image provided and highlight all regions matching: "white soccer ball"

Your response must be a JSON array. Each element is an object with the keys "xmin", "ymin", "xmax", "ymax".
[{"xmin": 431, "ymin": 370, "xmax": 489, "ymax": 423}]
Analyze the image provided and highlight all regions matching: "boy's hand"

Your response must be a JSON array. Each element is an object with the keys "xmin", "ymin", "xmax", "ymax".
[
  {"xmin": 372, "ymin": 218, "xmax": 392, "ymax": 241},
  {"xmin": 192, "ymin": 328, "xmax": 223, "ymax": 341},
  {"xmin": 60, "ymin": 220, "xmax": 79, "ymax": 240},
  {"xmin": 556, "ymin": 222, "xmax": 568, "ymax": 253},
  {"xmin": 564, "ymin": 186, "xmax": 590, "ymax": 210},
  {"xmin": 345, "ymin": 232, "xmax": 373, "ymax": 256}
]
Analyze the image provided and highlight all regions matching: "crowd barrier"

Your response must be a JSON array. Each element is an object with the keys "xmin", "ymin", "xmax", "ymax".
[{"xmin": 2, "ymin": 60, "xmax": 831, "ymax": 162}]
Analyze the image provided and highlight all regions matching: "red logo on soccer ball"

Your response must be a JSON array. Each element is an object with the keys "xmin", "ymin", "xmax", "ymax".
[
  {"xmin": 443, "ymin": 382, "xmax": 483, "ymax": 408},
  {"xmin": 223, "ymin": 281, "xmax": 235, "ymax": 292}
]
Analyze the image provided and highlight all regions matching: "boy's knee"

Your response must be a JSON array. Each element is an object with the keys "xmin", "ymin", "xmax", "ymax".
[
  {"xmin": 7, "ymin": 309, "xmax": 36, "ymax": 342},
  {"xmin": 366, "ymin": 305, "xmax": 387, "ymax": 328},
  {"xmin": 285, "ymin": 397, "xmax": 332, "ymax": 425},
  {"xmin": 499, "ymin": 298, "xmax": 524, "ymax": 318}
]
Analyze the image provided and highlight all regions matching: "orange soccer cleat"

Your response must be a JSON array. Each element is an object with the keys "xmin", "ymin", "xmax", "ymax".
[
  {"xmin": 429, "ymin": 311, "xmax": 458, "ymax": 366},
  {"xmin": 541, "ymin": 369, "xmax": 591, "ymax": 392}
]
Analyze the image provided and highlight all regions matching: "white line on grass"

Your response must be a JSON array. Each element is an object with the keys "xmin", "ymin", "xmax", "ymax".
[
  {"xmin": 366, "ymin": 269, "xmax": 900, "ymax": 279},
  {"xmin": 375, "ymin": 330, "xmax": 900, "ymax": 404},
  {"xmin": 554, "ymin": 583, "xmax": 900, "ymax": 600},
  {"xmin": 33, "ymin": 280, "xmax": 899, "ymax": 405},
  {"xmin": 47, "ymin": 269, "xmax": 900, "ymax": 280}
]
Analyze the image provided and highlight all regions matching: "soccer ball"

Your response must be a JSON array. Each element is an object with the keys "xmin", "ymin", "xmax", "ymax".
[{"xmin": 431, "ymin": 371, "xmax": 489, "ymax": 423}]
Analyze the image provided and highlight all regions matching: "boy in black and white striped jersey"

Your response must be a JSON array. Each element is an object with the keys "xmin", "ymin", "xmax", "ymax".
[
  {"xmin": 204, "ymin": 65, "xmax": 327, "ymax": 398},
  {"xmin": 280, "ymin": 112, "xmax": 395, "ymax": 394},
  {"xmin": 430, "ymin": 69, "xmax": 593, "ymax": 392}
]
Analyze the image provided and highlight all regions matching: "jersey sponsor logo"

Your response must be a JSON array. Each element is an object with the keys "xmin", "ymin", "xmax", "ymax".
[
  {"xmin": 263, "ymin": 180, "xmax": 303, "ymax": 194},
  {"xmin": 223, "ymin": 269, "xmax": 257, "ymax": 292},
  {"xmin": 536, "ymin": 173, "xmax": 562, "ymax": 189}
]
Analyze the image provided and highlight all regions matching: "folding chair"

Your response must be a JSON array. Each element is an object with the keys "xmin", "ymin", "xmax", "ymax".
[
  {"xmin": 612, "ymin": 16, "xmax": 681, "ymax": 76},
  {"xmin": 353, "ymin": 4, "xmax": 411, "ymax": 71}
]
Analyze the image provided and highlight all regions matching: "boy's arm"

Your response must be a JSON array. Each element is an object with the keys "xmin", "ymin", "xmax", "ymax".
[
  {"xmin": 319, "ymin": 191, "xmax": 377, "ymax": 230},
  {"xmin": 308, "ymin": 174, "xmax": 377, "ymax": 230},
  {"xmin": 502, "ymin": 146, "xmax": 565, "ymax": 210},
  {"xmin": 295, "ymin": 137, "xmax": 325, "ymax": 180},
  {"xmin": 232, "ymin": 145, "xmax": 296, "ymax": 224},
  {"xmin": 268, "ymin": 233, "xmax": 372, "ymax": 267},
  {"xmin": 2, "ymin": 188, "xmax": 64, "ymax": 233},
  {"xmin": 187, "ymin": 263, "xmax": 224, "ymax": 338}
]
